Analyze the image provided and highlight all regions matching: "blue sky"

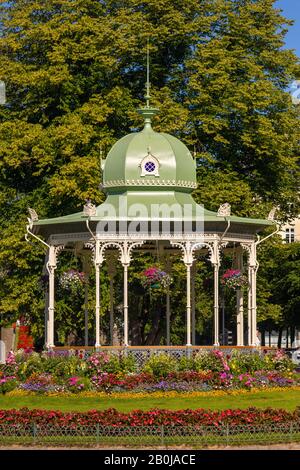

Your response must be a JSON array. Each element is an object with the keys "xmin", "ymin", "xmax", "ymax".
[{"xmin": 276, "ymin": 0, "xmax": 300, "ymax": 57}]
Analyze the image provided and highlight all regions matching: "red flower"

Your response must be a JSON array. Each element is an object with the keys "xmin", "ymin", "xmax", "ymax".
[{"xmin": 0, "ymin": 407, "xmax": 297, "ymax": 427}]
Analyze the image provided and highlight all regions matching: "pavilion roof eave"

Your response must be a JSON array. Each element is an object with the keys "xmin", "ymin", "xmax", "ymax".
[{"xmin": 32, "ymin": 211, "xmax": 274, "ymax": 231}]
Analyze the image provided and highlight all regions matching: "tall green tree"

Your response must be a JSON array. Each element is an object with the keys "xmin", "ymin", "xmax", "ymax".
[
  {"xmin": 257, "ymin": 238, "xmax": 300, "ymax": 347},
  {"xmin": 0, "ymin": 0, "xmax": 299, "ymax": 343}
]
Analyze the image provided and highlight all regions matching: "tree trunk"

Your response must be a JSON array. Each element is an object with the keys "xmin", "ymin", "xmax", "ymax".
[
  {"xmin": 261, "ymin": 329, "xmax": 265, "ymax": 347},
  {"xmin": 277, "ymin": 327, "xmax": 283, "ymax": 349},
  {"xmin": 145, "ymin": 302, "xmax": 163, "ymax": 345},
  {"xmin": 129, "ymin": 296, "xmax": 144, "ymax": 345},
  {"xmin": 130, "ymin": 319, "xmax": 142, "ymax": 345},
  {"xmin": 291, "ymin": 326, "xmax": 295, "ymax": 348},
  {"xmin": 153, "ymin": 326, "xmax": 164, "ymax": 346},
  {"xmin": 286, "ymin": 327, "xmax": 289, "ymax": 348}
]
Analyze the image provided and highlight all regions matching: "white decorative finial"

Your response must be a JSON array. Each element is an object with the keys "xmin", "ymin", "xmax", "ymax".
[
  {"xmin": 28, "ymin": 208, "xmax": 38, "ymax": 222},
  {"xmin": 267, "ymin": 207, "xmax": 277, "ymax": 221},
  {"xmin": 83, "ymin": 199, "xmax": 96, "ymax": 217},
  {"xmin": 217, "ymin": 203, "xmax": 231, "ymax": 217}
]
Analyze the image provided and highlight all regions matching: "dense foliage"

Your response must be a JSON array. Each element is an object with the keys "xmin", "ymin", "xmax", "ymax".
[{"xmin": 0, "ymin": 0, "xmax": 299, "ymax": 344}]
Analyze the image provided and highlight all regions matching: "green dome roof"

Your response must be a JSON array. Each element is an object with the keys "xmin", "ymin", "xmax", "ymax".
[
  {"xmin": 31, "ymin": 109, "xmax": 274, "ymax": 238},
  {"xmin": 102, "ymin": 109, "xmax": 197, "ymax": 193}
]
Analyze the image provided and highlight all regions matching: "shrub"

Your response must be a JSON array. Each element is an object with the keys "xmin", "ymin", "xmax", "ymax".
[
  {"xmin": 66, "ymin": 376, "xmax": 91, "ymax": 393},
  {"xmin": 20, "ymin": 373, "xmax": 62, "ymax": 394},
  {"xmin": 0, "ymin": 374, "xmax": 18, "ymax": 395},
  {"xmin": 263, "ymin": 350, "xmax": 295, "ymax": 373},
  {"xmin": 193, "ymin": 350, "xmax": 228, "ymax": 373},
  {"xmin": 47, "ymin": 355, "xmax": 87, "ymax": 380},
  {"xmin": 15, "ymin": 351, "xmax": 44, "ymax": 381},
  {"xmin": 229, "ymin": 351, "xmax": 266, "ymax": 374},
  {"xmin": 118, "ymin": 353, "xmax": 137, "ymax": 374},
  {"xmin": 86, "ymin": 352, "xmax": 137, "ymax": 376},
  {"xmin": 142, "ymin": 353, "xmax": 178, "ymax": 378},
  {"xmin": 177, "ymin": 356, "xmax": 195, "ymax": 371}
]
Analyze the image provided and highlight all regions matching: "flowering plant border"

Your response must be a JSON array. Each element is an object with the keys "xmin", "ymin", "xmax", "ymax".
[{"xmin": 0, "ymin": 406, "xmax": 299, "ymax": 427}]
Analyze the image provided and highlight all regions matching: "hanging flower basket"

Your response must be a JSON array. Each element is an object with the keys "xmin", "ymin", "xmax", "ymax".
[
  {"xmin": 140, "ymin": 267, "xmax": 172, "ymax": 290},
  {"xmin": 59, "ymin": 269, "xmax": 85, "ymax": 292},
  {"xmin": 221, "ymin": 269, "xmax": 248, "ymax": 290}
]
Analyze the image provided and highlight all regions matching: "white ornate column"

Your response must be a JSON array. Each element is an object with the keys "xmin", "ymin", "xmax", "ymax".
[
  {"xmin": 95, "ymin": 239, "xmax": 102, "ymax": 348},
  {"xmin": 186, "ymin": 262, "xmax": 192, "ymax": 347},
  {"xmin": 247, "ymin": 263, "xmax": 252, "ymax": 346},
  {"xmin": 164, "ymin": 256, "xmax": 172, "ymax": 346},
  {"xmin": 123, "ymin": 263, "xmax": 129, "ymax": 346},
  {"xmin": 236, "ymin": 246, "xmax": 244, "ymax": 346},
  {"xmin": 119, "ymin": 241, "xmax": 144, "ymax": 347},
  {"xmin": 85, "ymin": 241, "xmax": 102, "ymax": 348},
  {"xmin": 107, "ymin": 254, "xmax": 117, "ymax": 346},
  {"xmin": 251, "ymin": 251, "xmax": 258, "ymax": 346},
  {"xmin": 242, "ymin": 242, "xmax": 257, "ymax": 346},
  {"xmin": 88, "ymin": 240, "xmax": 144, "ymax": 349},
  {"xmin": 171, "ymin": 240, "xmax": 223, "ymax": 347},
  {"xmin": 213, "ymin": 264, "xmax": 220, "ymax": 346},
  {"xmin": 170, "ymin": 241, "xmax": 194, "ymax": 347},
  {"xmin": 208, "ymin": 240, "xmax": 221, "ymax": 347},
  {"xmin": 46, "ymin": 245, "xmax": 64, "ymax": 349},
  {"xmin": 81, "ymin": 255, "xmax": 91, "ymax": 346},
  {"xmin": 43, "ymin": 254, "xmax": 49, "ymax": 349},
  {"xmin": 191, "ymin": 262, "xmax": 196, "ymax": 345}
]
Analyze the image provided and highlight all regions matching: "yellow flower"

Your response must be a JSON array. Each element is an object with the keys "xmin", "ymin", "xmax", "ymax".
[{"xmin": 5, "ymin": 385, "xmax": 300, "ymax": 399}]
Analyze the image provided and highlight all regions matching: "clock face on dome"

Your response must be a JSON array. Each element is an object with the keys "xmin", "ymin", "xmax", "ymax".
[{"xmin": 140, "ymin": 152, "xmax": 160, "ymax": 177}]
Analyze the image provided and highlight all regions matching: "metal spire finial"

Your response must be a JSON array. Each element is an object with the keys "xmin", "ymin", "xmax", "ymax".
[
  {"xmin": 145, "ymin": 38, "xmax": 150, "ymax": 108},
  {"xmin": 137, "ymin": 38, "xmax": 159, "ymax": 127}
]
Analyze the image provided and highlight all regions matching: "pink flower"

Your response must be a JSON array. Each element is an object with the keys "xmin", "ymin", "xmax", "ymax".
[{"xmin": 69, "ymin": 377, "xmax": 79, "ymax": 386}]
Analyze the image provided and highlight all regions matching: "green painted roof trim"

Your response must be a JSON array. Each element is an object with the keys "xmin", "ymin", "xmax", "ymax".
[{"xmin": 33, "ymin": 206, "xmax": 274, "ymax": 227}]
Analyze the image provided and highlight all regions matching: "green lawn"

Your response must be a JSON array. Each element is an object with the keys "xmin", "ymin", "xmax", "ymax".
[{"xmin": 1, "ymin": 389, "xmax": 299, "ymax": 412}]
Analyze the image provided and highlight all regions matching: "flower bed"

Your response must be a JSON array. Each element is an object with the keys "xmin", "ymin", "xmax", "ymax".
[
  {"xmin": 0, "ymin": 406, "xmax": 299, "ymax": 427},
  {"xmin": 0, "ymin": 348, "xmax": 298, "ymax": 395}
]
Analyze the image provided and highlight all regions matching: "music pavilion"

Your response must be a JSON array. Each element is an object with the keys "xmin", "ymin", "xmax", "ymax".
[{"xmin": 26, "ymin": 99, "xmax": 276, "ymax": 351}]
